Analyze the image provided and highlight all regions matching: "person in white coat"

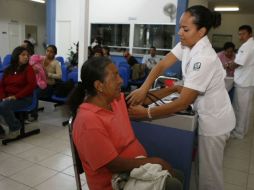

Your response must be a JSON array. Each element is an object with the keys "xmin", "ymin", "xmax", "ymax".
[
  {"xmin": 230, "ymin": 25, "xmax": 254, "ymax": 139},
  {"xmin": 127, "ymin": 5, "xmax": 235, "ymax": 190}
]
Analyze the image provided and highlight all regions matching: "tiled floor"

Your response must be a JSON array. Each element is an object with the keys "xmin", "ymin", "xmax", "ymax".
[
  {"xmin": 0, "ymin": 101, "xmax": 89, "ymax": 190},
  {"xmin": 0, "ymin": 101, "xmax": 254, "ymax": 190}
]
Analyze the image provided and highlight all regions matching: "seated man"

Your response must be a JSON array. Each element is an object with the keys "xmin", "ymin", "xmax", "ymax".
[
  {"xmin": 142, "ymin": 46, "xmax": 162, "ymax": 72},
  {"xmin": 123, "ymin": 50, "xmax": 138, "ymax": 67},
  {"xmin": 67, "ymin": 57, "xmax": 183, "ymax": 190},
  {"xmin": 123, "ymin": 50, "xmax": 146, "ymax": 80}
]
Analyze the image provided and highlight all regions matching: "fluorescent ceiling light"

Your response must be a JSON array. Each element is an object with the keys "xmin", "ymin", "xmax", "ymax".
[
  {"xmin": 214, "ymin": 7, "xmax": 239, "ymax": 12},
  {"xmin": 30, "ymin": 0, "xmax": 45, "ymax": 3}
]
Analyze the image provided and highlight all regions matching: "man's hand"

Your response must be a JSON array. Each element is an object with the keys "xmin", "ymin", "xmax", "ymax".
[{"xmin": 126, "ymin": 88, "xmax": 147, "ymax": 106}]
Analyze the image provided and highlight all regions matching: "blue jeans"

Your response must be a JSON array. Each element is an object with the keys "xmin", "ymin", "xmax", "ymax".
[{"xmin": 0, "ymin": 96, "xmax": 32, "ymax": 132}]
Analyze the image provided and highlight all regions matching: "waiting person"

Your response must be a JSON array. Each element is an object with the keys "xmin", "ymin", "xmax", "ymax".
[
  {"xmin": 217, "ymin": 42, "xmax": 236, "ymax": 77},
  {"xmin": 26, "ymin": 33, "xmax": 36, "ymax": 46},
  {"xmin": 93, "ymin": 45, "xmax": 103, "ymax": 57},
  {"xmin": 230, "ymin": 25, "xmax": 254, "ymax": 139},
  {"xmin": 22, "ymin": 40, "xmax": 35, "ymax": 56},
  {"xmin": 67, "ymin": 57, "xmax": 183, "ymax": 190},
  {"xmin": 127, "ymin": 5, "xmax": 235, "ymax": 190},
  {"xmin": 0, "ymin": 46, "xmax": 36, "ymax": 139},
  {"xmin": 102, "ymin": 46, "xmax": 111, "ymax": 58},
  {"xmin": 142, "ymin": 46, "xmax": 162, "ymax": 72},
  {"xmin": 123, "ymin": 50, "xmax": 138, "ymax": 67},
  {"xmin": 123, "ymin": 50, "xmax": 146, "ymax": 80},
  {"xmin": 39, "ymin": 45, "xmax": 62, "ymax": 99},
  {"xmin": 88, "ymin": 46, "xmax": 94, "ymax": 59}
]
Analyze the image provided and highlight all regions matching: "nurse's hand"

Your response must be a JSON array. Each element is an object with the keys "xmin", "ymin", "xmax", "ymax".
[
  {"xmin": 128, "ymin": 105, "xmax": 148, "ymax": 119},
  {"xmin": 126, "ymin": 88, "xmax": 147, "ymax": 106},
  {"xmin": 174, "ymin": 85, "xmax": 183, "ymax": 94}
]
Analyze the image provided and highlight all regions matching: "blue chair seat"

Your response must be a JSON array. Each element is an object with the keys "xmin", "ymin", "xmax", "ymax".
[
  {"xmin": 51, "ymin": 95, "xmax": 68, "ymax": 103},
  {"xmin": 56, "ymin": 56, "xmax": 65, "ymax": 65},
  {"xmin": 3, "ymin": 54, "xmax": 11, "ymax": 70}
]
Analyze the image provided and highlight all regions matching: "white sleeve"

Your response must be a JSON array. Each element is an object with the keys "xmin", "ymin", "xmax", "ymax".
[
  {"xmin": 141, "ymin": 55, "xmax": 147, "ymax": 64},
  {"xmin": 184, "ymin": 56, "xmax": 216, "ymax": 93},
  {"xmin": 234, "ymin": 45, "xmax": 249, "ymax": 66},
  {"xmin": 171, "ymin": 42, "xmax": 183, "ymax": 61}
]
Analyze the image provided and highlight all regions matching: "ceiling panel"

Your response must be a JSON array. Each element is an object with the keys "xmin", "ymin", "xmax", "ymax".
[{"xmin": 208, "ymin": 0, "xmax": 254, "ymax": 14}]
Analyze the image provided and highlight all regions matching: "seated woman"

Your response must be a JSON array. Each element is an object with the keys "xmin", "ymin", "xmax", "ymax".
[
  {"xmin": 0, "ymin": 46, "xmax": 37, "ymax": 139},
  {"xmin": 67, "ymin": 57, "xmax": 183, "ymax": 190},
  {"xmin": 39, "ymin": 45, "xmax": 62, "ymax": 99}
]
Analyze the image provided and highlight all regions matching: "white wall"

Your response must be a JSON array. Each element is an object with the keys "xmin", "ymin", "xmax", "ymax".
[
  {"xmin": 188, "ymin": 0, "xmax": 208, "ymax": 7},
  {"xmin": 187, "ymin": 0, "xmax": 254, "ymax": 49},
  {"xmin": 55, "ymin": 0, "xmax": 177, "ymax": 58},
  {"xmin": 209, "ymin": 13, "xmax": 254, "ymax": 49},
  {"xmin": 0, "ymin": 0, "xmax": 46, "ymax": 58},
  {"xmin": 56, "ymin": 0, "xmax": 80, "ymax": 59},
  {"xmin": 90, "ymin": 0, "xmax": 177, "ymax": 24}
]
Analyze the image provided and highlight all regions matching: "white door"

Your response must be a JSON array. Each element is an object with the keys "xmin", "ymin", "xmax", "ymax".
[
  {"xmin": 0, "ymin": 22, "xmax": 9, "ymax": 58},
  {"xmin": 8, "ymin": 22, "xmax": 20, "ymax": 52},
  {"xmin": 56, "ymin": 21, "xmax": 71, "ymax": 58}
]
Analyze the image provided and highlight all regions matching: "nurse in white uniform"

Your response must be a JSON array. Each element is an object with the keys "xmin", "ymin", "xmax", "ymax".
[
  {"xmin": 230, "ymin": 25, "xmax": 254, "ymax": 139},
  {"xmin": 127, "ymin": 5, "xmax": 235, "ymax": 190}
]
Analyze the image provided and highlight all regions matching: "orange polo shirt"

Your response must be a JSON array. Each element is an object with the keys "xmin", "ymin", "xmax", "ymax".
[{"xmin": 73, "ymin": 93, "xmax": 147, "ymax": 190}]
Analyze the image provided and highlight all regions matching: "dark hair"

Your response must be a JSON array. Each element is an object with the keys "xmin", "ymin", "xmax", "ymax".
[
  {"xmin": 185, "ymin": 5, "xmax": 221, "ymax": 35},
  {"xmin": 67, "ymin": 57, "xmax": 112, "ymax": 116},
  {"xmin": 102, "ymin": 46, "xmax": 110, "ymax": 56},
  {"xmin": 47, "ymin": 44, "xmax": 57, "ymax": 55},
  {"xmin": 88, "ymin": 46, "xmax": 94, "ymax": 59},
  {"xmin": 239, "ymin": 25, "xmax": 252, "ymax": 34},
  {"xmin": 4, "ymin": 46, "xmax": 29, "ymax": 75},
  {"xmin": 223, "ymin": 42, "xmax": 235, "ymax": 51},
  {"xmin": 93, "ymin": 45, "xmax": 103, "ymax": 55},
  {"xmin": 150, "ymin": 46, "xmax": 156, "ymax": 50},
  {"xmin": 23, "ymin": 40, "xmax": 35, "ymax": 55}
]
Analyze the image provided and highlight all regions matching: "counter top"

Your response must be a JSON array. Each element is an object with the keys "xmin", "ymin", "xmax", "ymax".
[{"xmin": 135, "ymin": 113, "xmax": 198, "ymax": 132}]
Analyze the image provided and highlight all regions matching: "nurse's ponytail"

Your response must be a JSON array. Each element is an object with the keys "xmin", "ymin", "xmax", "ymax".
[
  {"xmin": 211, "ymin": 11, "xmax": 221, "ymax": 28},
  {"xmin": 185, "ymin": 5, "xmax": 221, "ymax": 35}
]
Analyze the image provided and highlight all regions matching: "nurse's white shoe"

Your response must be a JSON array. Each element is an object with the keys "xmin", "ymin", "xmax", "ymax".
[{"xmin": 230, "ymin": 132, "xmax": 244, "ymax": 139}]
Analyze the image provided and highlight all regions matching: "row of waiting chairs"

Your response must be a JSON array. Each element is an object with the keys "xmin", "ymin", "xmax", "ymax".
[
  {"xmin": 111, "ymin": 55, "xmax": 182, "ymax": 81},
  {"xmin": 115, "ymin": 61, "xmax": 148, "ymax": 90}
]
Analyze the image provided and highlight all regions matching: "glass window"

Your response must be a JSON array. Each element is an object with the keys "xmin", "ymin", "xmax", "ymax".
[
  {"xmin": 133, "ymin": 24, "xmax": 175, "ymax": 50},
  {"xmin": 90, "ymin": 24, "xmax": 130, "ymax": 47}
]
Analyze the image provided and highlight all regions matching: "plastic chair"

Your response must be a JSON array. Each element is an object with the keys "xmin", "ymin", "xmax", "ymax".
[
  {"xmin": 56, "ymin": 56, "xmax": 65, "ymax": 65},
  {"xmin": 111, "ymin": 55, "xmax": 126, "ymax": 65},
  {"xmin": 51, "ymin": 79, "xmax": 75, "ymax": 126},
  {"xmin": 118, "ymin": 66, "xmax": 130, "ymax": 90},
  {"xmin": 0, "ymin": 72, "xmax": 3, "ymax": 80},
  {"xmin": 2, "ymin": 90, "xmax": 41, "ymax": 145},
  {"xmin": 68, "ymin": 117, "xmax": 84, "ymax": 190},
  {"xmin": 61, "ymin": 64, "xmax": 68, "ymax": 82},
  {"xmin": 3, "ymin": 54, "xmax": 11, "ymax": 69},
  {"xmin": 68, "ymin": 69, "xmax": 78, "ymax": 84},
  {"xmin": 51, "ymin": 95, "xmax": 69, "ymax": 126},
  {"xmin": 164, "ymin": 62, "xmax": 182, "ymax": 79}
]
